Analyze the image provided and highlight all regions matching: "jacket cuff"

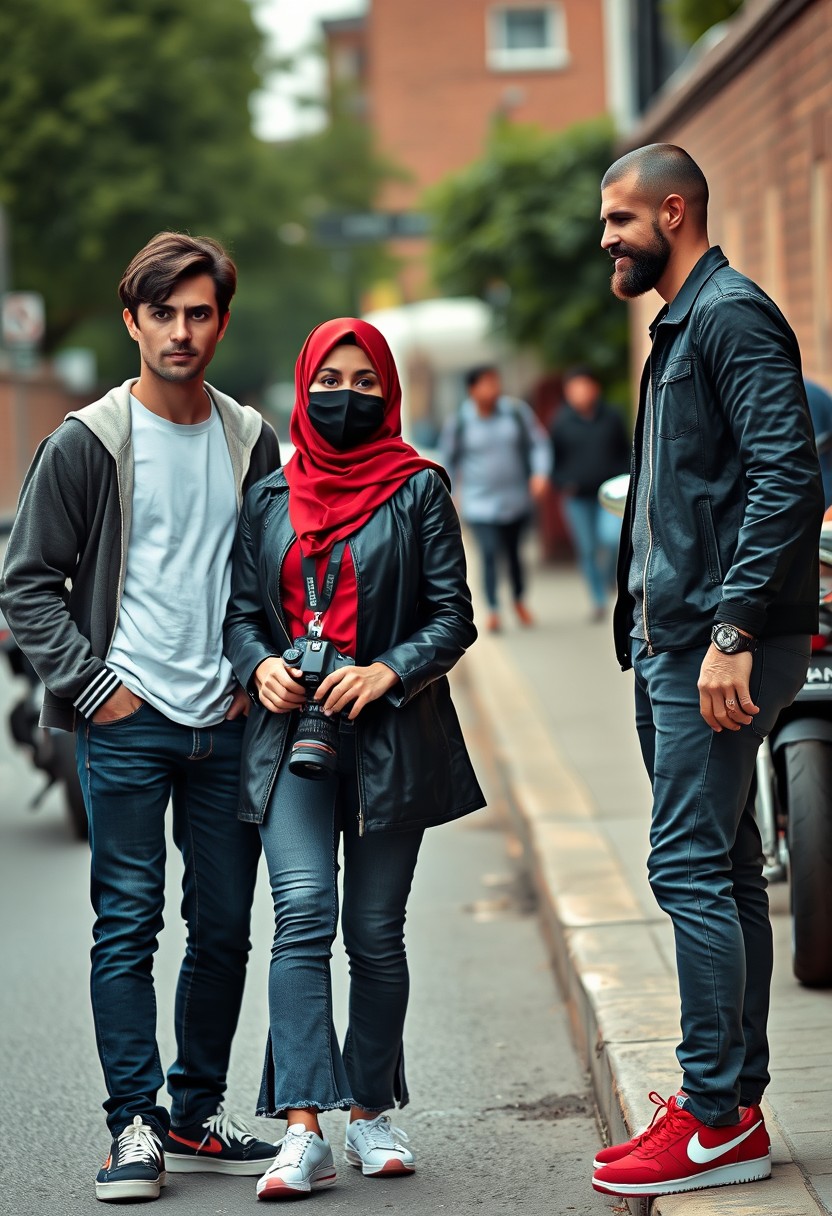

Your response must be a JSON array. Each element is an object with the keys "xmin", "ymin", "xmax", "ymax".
[
  {"xmin": 714, "ymin": 599, "xmax": 766, "ymax": 637},
  {"xmin": 74, "ymin": 667, "xmax": 122, "ymax": 719}
]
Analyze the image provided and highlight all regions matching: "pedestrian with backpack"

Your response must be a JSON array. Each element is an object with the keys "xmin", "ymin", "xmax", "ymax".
[{"xmin": 440, "ymin": 365, "xmax": 551, "ymax": 633}]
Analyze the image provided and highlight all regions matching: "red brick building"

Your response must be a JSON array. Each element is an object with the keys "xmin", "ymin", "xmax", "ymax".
[
  {"xmin": 624, "ymin": 0, "xmax": 832, "ymax": 392},
  {"xmin": 325, "ymin": 0, "xmax": 609, "ymax": 299}
]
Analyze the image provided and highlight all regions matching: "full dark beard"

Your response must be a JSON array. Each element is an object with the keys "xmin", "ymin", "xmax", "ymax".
[{"xmin": 610, "ymin": 224, "xmax": 671, "ymax": 300}]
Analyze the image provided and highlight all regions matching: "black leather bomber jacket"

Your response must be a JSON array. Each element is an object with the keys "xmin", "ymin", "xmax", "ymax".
[
  {"xmin": 614, "ymin": 246, "xmax": 825, "ymax": 670},
  {"xmin": 223, "ymin": 467, "xmax": 485, "ymax": 832}
]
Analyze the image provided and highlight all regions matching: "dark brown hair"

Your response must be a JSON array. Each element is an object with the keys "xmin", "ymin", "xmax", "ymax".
[{"xmin": 118, "ymin": 231, "xmax": 237, "ymax": 324}]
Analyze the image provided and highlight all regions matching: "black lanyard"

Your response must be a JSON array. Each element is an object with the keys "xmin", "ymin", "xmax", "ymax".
[{"xmin": 301, "ymin": 540, "xmax": 347, "ymax": 637}]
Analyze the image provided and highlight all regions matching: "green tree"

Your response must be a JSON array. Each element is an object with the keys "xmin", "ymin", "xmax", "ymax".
[
  {"xmin": 427, "ymin": 118, "xmax": 629, "ymax": 394},
  {"xmin": 662, "ymin": 0, "xmax": 744, "ymax": 44},
  {"xmin": 0, "ymin": 1, "xmax": 395, "ymax": 400}
]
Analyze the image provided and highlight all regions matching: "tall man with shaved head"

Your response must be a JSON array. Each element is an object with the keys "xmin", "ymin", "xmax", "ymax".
[{"xmin": 592, "ymin": 145, "xmax": 823, "ymax": 1200}]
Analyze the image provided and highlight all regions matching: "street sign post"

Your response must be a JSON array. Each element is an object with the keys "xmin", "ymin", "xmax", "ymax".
[{"xmin": 2, "ymin": 292, "xmax": 46, "ymax": 349}]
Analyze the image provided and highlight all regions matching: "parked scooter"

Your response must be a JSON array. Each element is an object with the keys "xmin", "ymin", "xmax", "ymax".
[
  {"xmin": 0, "ymin": 605, "xmax": 88, "ymax": 841},
  {"xmin": 599, "ymin": 474, "xmax": 832, "ymax": 989}
]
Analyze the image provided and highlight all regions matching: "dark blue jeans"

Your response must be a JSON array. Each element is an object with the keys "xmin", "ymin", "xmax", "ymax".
[
  {"xmin": 257, "ymin": 732, "xmax": 423, "ymax": 1118},
  {"xmin": 469, "ymin": 516, "xmax": 529, "ymax": 610},
  {"xmin": 633, "ymin": 637, "xmax": 809, "ymax": 1125},
  {"xmin": 76, "ymin": 702, "xmax": 261, "ymax": 1137}
]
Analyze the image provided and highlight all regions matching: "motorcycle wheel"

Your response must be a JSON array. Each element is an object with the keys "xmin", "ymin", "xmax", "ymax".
[
  {"xmin": 52, "ymin": 732, "xmax": 89, "ymax": 842},
  {"xmin": 783, "ymin": 739, "xmax": 832, "ymax": 987}
]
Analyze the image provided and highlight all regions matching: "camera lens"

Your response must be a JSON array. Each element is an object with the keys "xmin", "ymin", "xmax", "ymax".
[{"xmin": 289, "ymin": 703, "xmax": 340, "ymax": 780}]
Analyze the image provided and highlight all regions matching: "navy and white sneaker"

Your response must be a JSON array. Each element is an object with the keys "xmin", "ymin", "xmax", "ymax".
[
  {"xmin": 96, "ymin": 1115, "xmax": 166, "ymax": 1202},
  {"xmin": 345, "ymin": 1115, "xmax": 415, "ymax": 1177},
  {"xmin": 256, "ymin": 1124, "xmax": 337, "ymax": 1200},
  {"xmin": 165, "ymin": 1106, "xmax": 277, "ymax": 1175}
]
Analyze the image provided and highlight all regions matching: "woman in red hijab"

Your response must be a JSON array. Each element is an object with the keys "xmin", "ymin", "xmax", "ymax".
[{"xmin": 224, "ymin": 318, "xmax": 483, "ymax": 1199}]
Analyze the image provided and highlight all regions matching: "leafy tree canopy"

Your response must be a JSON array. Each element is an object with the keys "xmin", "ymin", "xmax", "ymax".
[
  {"xmin": 662, "ymin": 0, "xmax": 744, "ymax": 44},
  {"xmin": 427, "ymin": 118, "xmax": 629, "ymax": 395},
  {"xmin": 0, "ymin": 1, "xmax": 393, "ymax": 399}
]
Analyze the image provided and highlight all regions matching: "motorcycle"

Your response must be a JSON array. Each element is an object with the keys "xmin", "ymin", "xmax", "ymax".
[
  {"xmin": 599, "ymin": 474, "xmax": 832, "ymax": 989},
  {"xmin": 0, "ymin": 603, "xmax": 88, "ymax": 841},
  {"xmin": 755, "ymin": 520, "xmax": 832, "ymax": 987}
]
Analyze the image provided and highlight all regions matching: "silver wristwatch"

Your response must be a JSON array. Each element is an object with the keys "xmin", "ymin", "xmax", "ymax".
[{"xmin": 711, "ymin": 623, "xmax": 757, "ymax": 655}]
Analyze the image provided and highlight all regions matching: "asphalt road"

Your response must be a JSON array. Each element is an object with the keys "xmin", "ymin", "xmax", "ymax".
[{"xmin": 0, "ymin": 662, "xmax": 615, "ymax": 1216}]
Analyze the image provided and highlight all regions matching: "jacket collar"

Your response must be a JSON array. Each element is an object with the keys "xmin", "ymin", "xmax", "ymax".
[{"xmin": 649, "ymin": 245, "xmax": 729, "ymax": 336}]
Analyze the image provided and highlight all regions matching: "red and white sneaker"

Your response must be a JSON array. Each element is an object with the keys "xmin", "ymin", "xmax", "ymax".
[
  {"xmin": 592, "ymin": 1096, "xmax": 771, "ymax": 1198},
  {"xmin": 593, "ymin": 1091, "xmax": 678, "ymax": 1169}
]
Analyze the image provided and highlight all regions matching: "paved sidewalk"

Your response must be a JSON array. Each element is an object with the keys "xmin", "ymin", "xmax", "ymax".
[{"xmin": 461, "ymin": 552, "xmax": 832, "ymax": 1216}]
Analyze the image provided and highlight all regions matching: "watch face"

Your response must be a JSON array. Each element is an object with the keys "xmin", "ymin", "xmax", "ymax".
[{"xmin": 714, "ymin": 624, "xmax": 740, "ymax": 653}]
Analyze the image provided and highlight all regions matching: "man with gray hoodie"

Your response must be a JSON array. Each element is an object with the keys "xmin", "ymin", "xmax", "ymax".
[{"xmin": 0, "ymin": 232, "xmax": 280, "ymax": 1201}]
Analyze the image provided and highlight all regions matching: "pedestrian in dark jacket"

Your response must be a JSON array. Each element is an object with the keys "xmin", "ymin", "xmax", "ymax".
[
  {"xmin": 0, "ymin": 233, "xmax": 281, "ymax": 1201},
  {"xmin": 550, "ymin": 366, "xmax": 631, "ymax": 619},
  {"xmin": 223, "ymin": 317, "xmax": 484, "ymax": 1199},
  {"xmin": 591, "ymin": 144, "xmax": 823, "ymax": 1202}
]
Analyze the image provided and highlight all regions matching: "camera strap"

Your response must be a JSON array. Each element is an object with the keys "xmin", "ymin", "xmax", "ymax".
[{"xmin": 301, "ymin": 539, "xmax": 347, "ymax": 638}]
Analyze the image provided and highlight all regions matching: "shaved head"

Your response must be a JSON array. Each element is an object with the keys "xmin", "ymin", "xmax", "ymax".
[{"xmin": 602, "ymin": 144, "xmax": 709, "ymax": 229}]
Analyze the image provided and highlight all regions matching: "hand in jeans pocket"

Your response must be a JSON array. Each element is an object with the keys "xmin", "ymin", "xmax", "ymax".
[{"xmin": 92, "ymin": 686, "xmax": 144, "ymax": 725}]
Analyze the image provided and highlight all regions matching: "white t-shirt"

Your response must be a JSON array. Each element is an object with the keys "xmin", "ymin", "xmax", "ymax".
[{"xmin": 107, "ymin": 395, "xmax": 238, "ymax": 727}]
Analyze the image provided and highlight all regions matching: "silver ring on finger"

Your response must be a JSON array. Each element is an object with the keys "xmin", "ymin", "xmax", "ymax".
[{"xmin": 725, "ymin": 698, "xmax": 736, "ymax": 709}]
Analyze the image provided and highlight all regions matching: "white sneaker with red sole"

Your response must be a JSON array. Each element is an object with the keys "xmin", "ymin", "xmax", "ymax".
[
  {"xmin": 256, "ymin": 1125, "xmax": 336, "ymax": 1200},
  {"xmin": 345, "ymin": 1115, "xmax": 415, "ymax": 1177},
  {"xmin": 592, "ymin": 1096, "xmax": 771, "ymax": 1198}
]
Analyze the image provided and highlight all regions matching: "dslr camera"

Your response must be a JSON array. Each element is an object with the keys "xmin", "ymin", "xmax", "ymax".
[{"xmin": 282, "ymin": 636, "xmax": 355, "ymax": 780}]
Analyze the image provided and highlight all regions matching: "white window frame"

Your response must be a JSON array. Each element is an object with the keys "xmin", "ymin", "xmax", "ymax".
[{"xmin": 487, "ymin": 4, "xmax": 569, "ymax": 72}]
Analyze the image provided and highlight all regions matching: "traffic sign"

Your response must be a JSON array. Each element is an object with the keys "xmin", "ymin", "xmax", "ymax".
[
  {"xmin": 2, "ymin": 292, "xmax": 46, "ymax": 347},
  {"xmin": 314, "ymin": 211, "xmax": 431, "ymax": 245}
]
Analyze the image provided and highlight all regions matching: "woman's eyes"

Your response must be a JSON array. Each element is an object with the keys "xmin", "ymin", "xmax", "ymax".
[{"xmin": 317, "ymin": 375, "xmax": 377, "ymax": 389}]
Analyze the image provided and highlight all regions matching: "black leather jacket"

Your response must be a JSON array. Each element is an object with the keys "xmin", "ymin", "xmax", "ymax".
[
  {"xmin": 223, "ymin": 467, "xmax": 485, "ymax": 832},
  {"xmin": 614, "ymin": 246, "xmax": 824, "ymax": 670}
]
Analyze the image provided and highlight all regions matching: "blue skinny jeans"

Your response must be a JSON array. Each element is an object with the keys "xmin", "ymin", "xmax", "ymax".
[{"xmin": 562, "ymin": 495, "xmax": 621, "ymax": 609}]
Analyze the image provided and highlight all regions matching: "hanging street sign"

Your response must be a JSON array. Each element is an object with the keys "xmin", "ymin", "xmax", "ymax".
[{"xmin": 314, "ymin": 211, "xmax": 432, "ymax": 245}]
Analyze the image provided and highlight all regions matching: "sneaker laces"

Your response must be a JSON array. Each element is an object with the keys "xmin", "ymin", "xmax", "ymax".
[
  {"xmin": 359, "ymin": 1115, "xmax": 409, "ymax": 1152},
  {"xmin": 117, "ymin": 1117, "xmax": 162, "ymax": 1167},
  {"xmin": 625, "ymin": 1092, "xmax": 673, "ymax": 1152},
  {"xmin": 273, "ymin": 1125, "xmax": 315, "ymax": 1170},
  {"xmin": 199, "ymin": 1107, "xmax": 256, "ymax": 1150},
  {"xmin": 631, "ymin": 1094, "xmax": 693, "ymax": 1157}
]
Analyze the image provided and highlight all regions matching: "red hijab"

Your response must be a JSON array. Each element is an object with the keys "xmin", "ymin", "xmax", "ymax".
[{"xmin": 285, "ymin": 317, "xmax": 443, "ymax": 556}]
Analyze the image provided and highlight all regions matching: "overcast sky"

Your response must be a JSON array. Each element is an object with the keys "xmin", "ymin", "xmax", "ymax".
[{"xmin": 250, "ymin": 0, "xmax": 368, "ymax": 140}]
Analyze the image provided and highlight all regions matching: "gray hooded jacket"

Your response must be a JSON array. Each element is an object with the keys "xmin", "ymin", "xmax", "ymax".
[{"xmin": 0, "ymin": 378, "xmax": 280, "ymax": 730}]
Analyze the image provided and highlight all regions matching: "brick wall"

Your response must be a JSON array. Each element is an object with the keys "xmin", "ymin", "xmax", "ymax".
[
  {"xmin": 368, "ymin": 0, "xmax": 608, "ymax": 212},
  {"xmin": 0, "ymin": 373, "xmax": 84, "ymax": 518},
  {"xmin": 627, "ymin": 0, "xmax": 832, "ymax": 393}
]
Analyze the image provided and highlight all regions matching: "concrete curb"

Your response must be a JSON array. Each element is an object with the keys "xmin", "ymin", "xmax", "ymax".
[{"xmin": 463, "ymin": 628, "xmax": 826, "ymax": 1216}]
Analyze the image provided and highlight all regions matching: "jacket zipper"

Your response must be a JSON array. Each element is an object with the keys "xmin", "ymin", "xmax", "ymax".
[
  {"xmin": 642, "ymin": 361, "xmax": 655, "ymax": 655},
  {"xmin": 267, "ymin": 535, "xmax": 295, "ymax": 652},
  {"xmin": 352, "ymin": 545, "xmax": 365, "ymax": 836},
  {"xmin": 106, "ymin": 455, "xmax": 128, "ymax": 658},
  {"xmin": 354, "ymin": 728, "xmax": 365, "ymax": 837}
]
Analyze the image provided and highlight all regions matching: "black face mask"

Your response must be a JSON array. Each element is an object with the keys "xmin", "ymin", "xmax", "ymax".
[{"xmin": 307, "ymin": 390, "xmax": 386, "ymax": 450}]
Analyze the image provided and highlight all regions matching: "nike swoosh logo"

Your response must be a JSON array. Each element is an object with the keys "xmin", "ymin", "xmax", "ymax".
[
  {"xmin": 687, "ymin": 1120, "xmax": 762, "ymax": 1165},
  {"xmin": 167, "ymin": 1131, "xmax": 224, "ymax": 1154}
]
